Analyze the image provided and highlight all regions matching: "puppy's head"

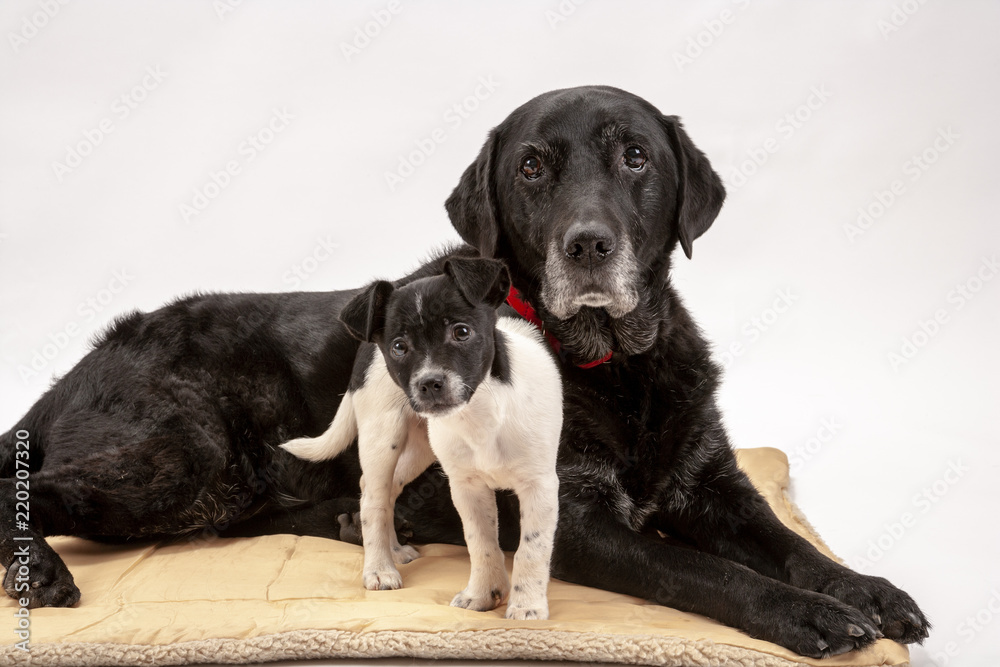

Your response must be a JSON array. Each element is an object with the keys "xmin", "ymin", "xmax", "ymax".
[
  {"xmin": 340, "ymin": 257, "xmax": 510, "ymax": 416},
  {"xmin": 445, "ymin": 85, "xmax": 725, "ymax": 359}
]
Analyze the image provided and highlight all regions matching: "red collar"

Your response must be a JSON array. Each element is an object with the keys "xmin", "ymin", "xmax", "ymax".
[{"xmin": 506, "ymin": 286, "xmax": 613, "ymax": 369}]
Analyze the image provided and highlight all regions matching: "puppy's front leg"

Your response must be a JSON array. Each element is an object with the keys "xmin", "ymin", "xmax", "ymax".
[
  {"xmin": 448, "ymin": 476, "xmax": 509, "ymax": 612},
  {"xmin": 358, "ymin": 423, "xmax": 407, "ymax": 590},
  {"xmin": 507, "ymin": 473, "xmax": 559, "ymax": 620},
  {"xmin": 386, "ymin": 422, "xmax": 436, "ymax": 565}
]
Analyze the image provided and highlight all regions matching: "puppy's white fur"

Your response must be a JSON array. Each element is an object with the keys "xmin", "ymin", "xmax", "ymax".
[{"xmin": 281, "ymin": 317, "xmax": 563, "ymax": 620}]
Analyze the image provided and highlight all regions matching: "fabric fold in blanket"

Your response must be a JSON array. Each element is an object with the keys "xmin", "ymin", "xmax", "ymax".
[{"xmin": 0, "ymin": 448, "xmax": 909, "ymax": 667}]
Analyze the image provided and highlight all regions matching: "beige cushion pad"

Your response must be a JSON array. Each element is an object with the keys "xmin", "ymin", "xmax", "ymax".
[{"xmin": 0, "ymin": 448, "xmax": 909, "ymax": 666}]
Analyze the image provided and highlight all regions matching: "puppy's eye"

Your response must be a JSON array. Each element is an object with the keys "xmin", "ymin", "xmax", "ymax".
[
  {"xmin": 520, "ymin": 156, "xmax": 542, "ymax": 180},
  {"xmin": 391, "ymin": 341, "xmax": 408, "ymax": 357},
  {"xmin": 624, "ymin": 146, "xmax": 646, "ymax": 170},
  {"xmin": 452, "ymin": 324, "xmax": 471, "ymax": 341}
]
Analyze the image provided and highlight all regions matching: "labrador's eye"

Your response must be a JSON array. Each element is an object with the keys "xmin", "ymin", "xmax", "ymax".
[
  {"xmin": 624, "ymin": 146, "xmax": 646, "ymax": 170},
  {"xmin": 391, "ymin": 340, "xmax": 408, "ymax": 357},
  {"xmin": 520, "ymin": 156, "xmax": 542, "ymax": 180},
  {"xmin": 452, "ymin": 324, "xmax": 471, "ymax": 341}
]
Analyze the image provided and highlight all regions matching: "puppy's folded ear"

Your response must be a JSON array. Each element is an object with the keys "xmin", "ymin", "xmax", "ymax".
[
  {"xmin": 339, "ymin": 280, "xmax": 394, "ymax": 342},
  {"xmin": 443, "ymin": 257, "xmax": 511, "ymax": 310},
  {"xmin": 660, "ymin": 115, "xmax": 726, "ymax": 259},
  {"xmin": 445, "ymin": 130, "xmax": 500, "ymax": 257}
]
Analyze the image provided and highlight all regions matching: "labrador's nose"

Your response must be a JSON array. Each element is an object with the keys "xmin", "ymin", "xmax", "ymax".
[{"xmin": 564, "ymin": 221, "xmax": 616, "ymax": 266}]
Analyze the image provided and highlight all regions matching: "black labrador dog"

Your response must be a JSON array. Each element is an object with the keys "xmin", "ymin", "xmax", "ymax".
[{"xmin": 0, "ymin": 86, "xmax": 927, "ymax": 658}]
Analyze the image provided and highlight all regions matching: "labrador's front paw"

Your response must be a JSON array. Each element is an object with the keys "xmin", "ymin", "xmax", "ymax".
[{"xmin": 821, "ymin": 571, "xmax": 930, "ymax": 644}]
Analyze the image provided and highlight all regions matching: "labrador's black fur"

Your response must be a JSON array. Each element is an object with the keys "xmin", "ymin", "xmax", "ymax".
[{"xmin": 0, "ymin": 86, "xmax": 927, "ymax": 658}]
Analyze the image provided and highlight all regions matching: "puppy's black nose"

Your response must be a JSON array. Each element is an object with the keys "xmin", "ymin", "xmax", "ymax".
[
  {"xmin": 564, "ymin": 222, "xmax": 616, "ymax": 266},
  {"xmin": 418, "ymin": 375, "xmax": 446, "ymax": 396}
]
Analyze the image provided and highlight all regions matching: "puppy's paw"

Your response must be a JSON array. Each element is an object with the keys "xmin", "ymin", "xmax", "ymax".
[
  {"xmin": 821, "ymin": 572, "xmax": 930, "ymax": 644},
  {"xmin": 3, "ymin": 549, "xmax": 81, "ymax": 609},
  {"xmin": 507, "ymin": 581, "xmax": 549, "ymax": 619},
  {"xmin": 451, "ymin": 586, "xmax": 508, "ymax": 612},
  {"xmin": 392, "ymin": 543, "xmax": 420, "ymax": 565},
  {"xmin": 505, "ymin": 601, "xmax": 548, "ymax": 620},
  {"xmin": 362, "ymin": 567, "xmax": 403, "ymax": 591},
  {"xmin": 760, "ymin": 589, "xmax": 881, "ymax": 659}
]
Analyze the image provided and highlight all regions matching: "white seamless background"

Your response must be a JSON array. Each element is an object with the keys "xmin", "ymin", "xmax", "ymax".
[{"xmin": 1, "ymin": 2, "xmax": 997, "ymax": 666}]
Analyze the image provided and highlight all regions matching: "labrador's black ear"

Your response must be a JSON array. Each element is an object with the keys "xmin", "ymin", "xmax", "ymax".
[
  {"xmin": 339, "ymin": 280, "xmax": 394, "ymax": 342},
  {"xmin": 445, "ymin": 130, "xmax": 501, "ymax": 257},
  {"xmin": 660, "ymin": 115, "xmax": 726, "ymax": 259},
  {"xmin": 443, "ymin": 257, "xmax": 510, "ymax": 310}
]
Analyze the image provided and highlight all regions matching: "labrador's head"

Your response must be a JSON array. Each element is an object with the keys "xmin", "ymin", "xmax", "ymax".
[{"xmin": 446, "ymin": 86, "xmax": 725, "ymax": 362}]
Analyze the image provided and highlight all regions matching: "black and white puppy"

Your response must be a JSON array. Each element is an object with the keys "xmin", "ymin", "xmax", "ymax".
[{"xmin": 280, "ymin": 257, "xmax": 562, "ymax": 620}]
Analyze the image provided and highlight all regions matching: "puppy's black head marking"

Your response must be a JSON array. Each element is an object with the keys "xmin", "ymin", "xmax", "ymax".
[
  {"xmin": 339, "ymin": 257, "xmax": 511, "ymax": 414},
  {"xmin": 445, "ymin": 86, "xmax": 726, "ymax": 361},
  {"xmin": 339, "ymin": 281, "xmax": 395, "ymax": 343},
  {"xmin": 443, "ymin": 256, "xmax": 511, "ymax": 310}
]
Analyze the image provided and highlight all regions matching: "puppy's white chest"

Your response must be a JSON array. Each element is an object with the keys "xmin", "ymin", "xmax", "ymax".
[{"xmin": 430, "ymin": 421, "xmax": 510, "ymax": 484}]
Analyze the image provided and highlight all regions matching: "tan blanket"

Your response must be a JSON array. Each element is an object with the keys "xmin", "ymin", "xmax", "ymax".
[{"xmin": 0, "ymin": 448, "xmax": 908, "ymax": 666}]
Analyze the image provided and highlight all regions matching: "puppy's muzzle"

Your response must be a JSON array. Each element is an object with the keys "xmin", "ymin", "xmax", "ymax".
[{"xmin": 410, "ymin": 371, "xmax": 466, "ymax": 416}]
